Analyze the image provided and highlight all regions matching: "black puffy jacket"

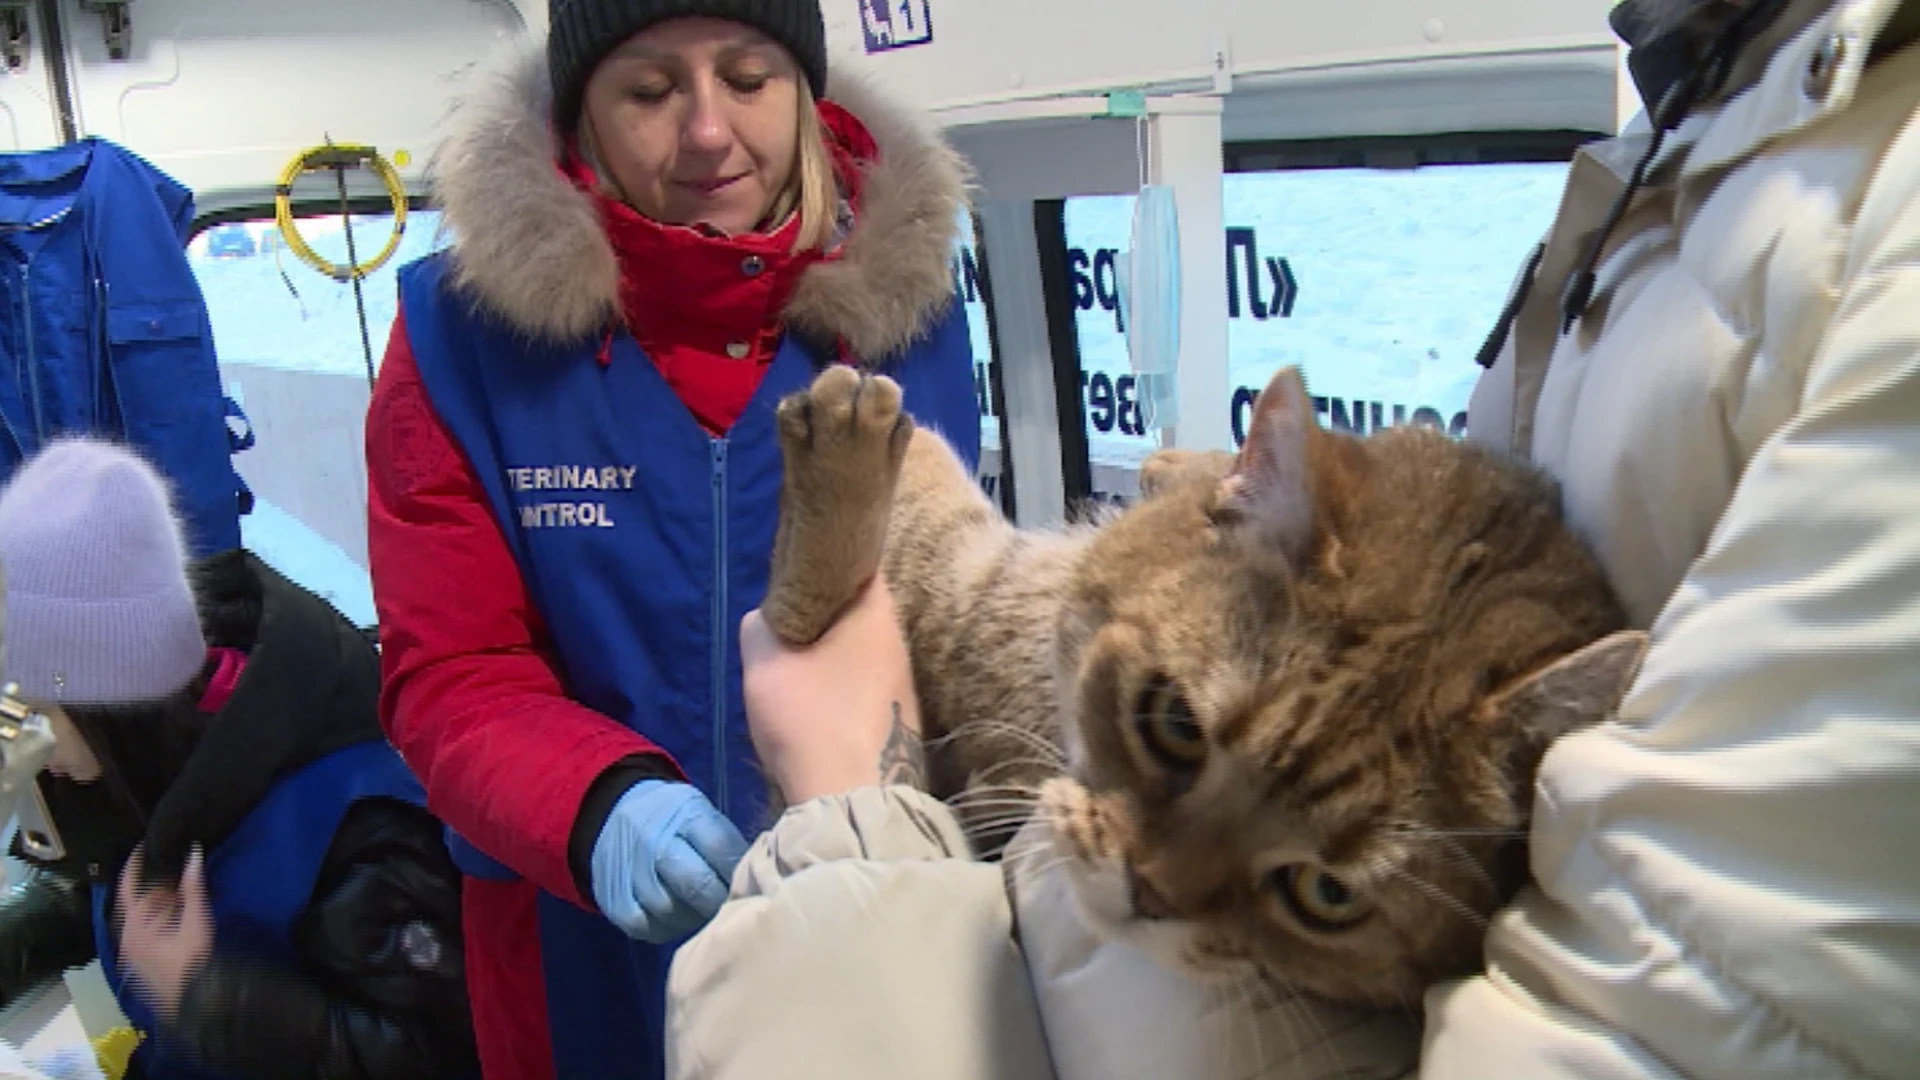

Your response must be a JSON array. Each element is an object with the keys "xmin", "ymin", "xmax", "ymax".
[{"xmin": 1, "ymin": 550, "xmax": 476, "ymax": 1080}]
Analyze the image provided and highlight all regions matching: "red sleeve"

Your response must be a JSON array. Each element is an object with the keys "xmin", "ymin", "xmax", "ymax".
[{"xmin": 365, "ymin": 311, "xmax": 680, "ymax": 909}]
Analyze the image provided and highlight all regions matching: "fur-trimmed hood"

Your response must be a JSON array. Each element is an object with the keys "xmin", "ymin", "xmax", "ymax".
[{"xmin": 428, "ymin": 45, "xmax": 972, "ymax": 360}]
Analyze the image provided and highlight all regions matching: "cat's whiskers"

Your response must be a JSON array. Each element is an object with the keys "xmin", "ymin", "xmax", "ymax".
[
  {"xmin": 968, "ymin": 757, "xmax": 1063, "ymax": 786},
  {"xmin": 1231, "ymin": 975, "xmax": 1272, "ymax": 1077},
  {"xmin": 986, "ymin": 810, "xmax": 1107, "ymax": 884},
  {"xmin": 996, "ymin": 816, "xmax": 1070, "ymax": 866},
  {"xmin": 952, "ymin": 809, "xmax": 1041, "ymax": 832},
  {"xmin": 938, "ymin": 720, "xmax": 1066, "ymax": 766},
  {"xmin": 1010, "ymin": 850, "xmax": 1079, "ymax": 884},
  {"xmin": 945, "ymin": 777, "xmax": 1048, "ymax": 851},
  {"xmin": 1389, "ymin": 821, "xmax": 1527, "ymax": 839},
  {"xmin": 1370, "ymin": 853, "xmax": 1487, "ymax": 929},
  {"xmin": 951, "ymin": 804, "xmax": 1041, "ymax": 825},
  {"xmin": 1390, "ymin": 822, "xmax": 1496, "ymax": 897},
  {"xmin": 955, "ymin": 810, "xmax": 1047, "ymax": 844},
  {"xmin": 945, "ymin": 781, "xmax": 1045, "ymax": 803},
  {"xmin": 943, "ymin": 796, "xmax": 1042, "ymax": 819},
  {"xmin": 1242, "ymin": 970, "xmax": 1354, "ymax": 1080}
]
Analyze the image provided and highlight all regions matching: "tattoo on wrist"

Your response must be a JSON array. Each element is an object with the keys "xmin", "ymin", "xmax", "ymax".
[{"xmin": 877, "ymin": 702, "xmax": 926, "ymax": 789}]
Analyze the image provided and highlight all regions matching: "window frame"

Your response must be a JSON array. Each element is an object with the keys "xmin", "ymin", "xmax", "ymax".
[
  {"xmin": 185, "ymin": 197, "xmax": 440, "ymax": 635},
  {"xmin": 1048, "ymin": 129, "xmax": 1598, "ymax": 506}
]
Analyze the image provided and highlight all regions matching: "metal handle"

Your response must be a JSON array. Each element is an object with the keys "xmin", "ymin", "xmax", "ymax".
[{"xmin": 0, "ymin": 683, "xmax": 63, "ymax": 862}]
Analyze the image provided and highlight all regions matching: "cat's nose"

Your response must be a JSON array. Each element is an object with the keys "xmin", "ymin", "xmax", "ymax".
[{"xmin": 1127, "ymin": 865, "xmax": 1178, "ymax": 921}]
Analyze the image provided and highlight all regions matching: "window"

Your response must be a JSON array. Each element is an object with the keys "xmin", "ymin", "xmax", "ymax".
[
  {"xmin": 1062, "ymin": 159, "xmax": 1571, "ymax": 501},
  {"xmin": 192, "ymin": 208, "xmax": 451, "ymax": 627},
  {"xmin": 951, "ymin": 207, "xmax": 1004, "ymax": 501}
]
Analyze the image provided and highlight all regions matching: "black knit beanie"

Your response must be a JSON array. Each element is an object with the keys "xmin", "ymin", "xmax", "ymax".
[{"xmin": 548, "ymin": 0, "xmax": 829, "ymax": 135}]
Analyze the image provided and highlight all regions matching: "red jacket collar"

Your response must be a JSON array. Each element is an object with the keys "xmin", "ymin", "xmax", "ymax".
[{"xmin": 558, "ymin": 99, "xmax": 873, "ymax": 367}]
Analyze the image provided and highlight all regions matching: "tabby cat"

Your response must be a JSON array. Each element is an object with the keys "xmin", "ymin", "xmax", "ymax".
[{"xmin": 761, "ymin": 362, "xmax": 1645, "ymax": 1009}]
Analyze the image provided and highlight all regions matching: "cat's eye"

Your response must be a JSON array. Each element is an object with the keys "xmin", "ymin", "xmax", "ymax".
[
  {"xmin": 1133, "ymin": 675, "xmax": 1206, "ymax": 773},
  {"xmin": 1273, "ymin": 863, "xmax": 1371, "ymax": 931}
]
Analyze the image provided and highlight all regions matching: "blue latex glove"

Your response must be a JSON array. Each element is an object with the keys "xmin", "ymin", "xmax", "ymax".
[{"xmin": 589, "ymin": 780, "xmax": 748, "ymax": 943}]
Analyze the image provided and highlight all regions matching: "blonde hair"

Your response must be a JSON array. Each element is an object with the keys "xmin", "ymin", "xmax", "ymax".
[
  {"xmin": 577, "ymin": 78, "xmax": 842, "ymax": 255},
  {"xmin": 783, "ymin": 80, "xmax": 841, "ymax": 254}
]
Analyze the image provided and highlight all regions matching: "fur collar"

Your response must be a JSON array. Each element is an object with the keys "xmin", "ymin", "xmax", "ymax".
[{"xmin": 428, "ymin": 45, "xmax": 972, "ymax": 360}]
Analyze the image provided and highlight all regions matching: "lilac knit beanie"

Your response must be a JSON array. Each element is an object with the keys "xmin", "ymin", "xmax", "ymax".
[{"xmin": 0, "ymin": 438, "xmax": 207, "ymax": 706}]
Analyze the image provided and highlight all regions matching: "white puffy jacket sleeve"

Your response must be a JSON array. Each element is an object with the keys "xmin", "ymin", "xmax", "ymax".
[
  {"xmin": 665, "ymin": 787, "xmax": 1421, "ymax": 1080},
  {"xmin": 664, "ymin": 787, "xmax": 1055, "ymax": 1080},
  {"xmin": 1423, "ymin": 103, "xmax": 1920, "ymax": 1080}
]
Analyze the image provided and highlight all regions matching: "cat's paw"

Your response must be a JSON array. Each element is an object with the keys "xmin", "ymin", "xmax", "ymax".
[
  {"xmin": 775, "ymin": 364, "xmax": 913, "ymax": 479},
  {"xmin": 762, "ymin": 365, "xmax": 914, "ymax": 646},
  {"xmin": 1036, "ymin": 778, "xmax": 1145, "ymax": 938},
  {"xmin": 1138, "ymin": 447, "xmax": 1235, "ymax": 499},
  {"xmin": 1039, "ymin": 777, "xmax": 1116, "ymax": 864}
]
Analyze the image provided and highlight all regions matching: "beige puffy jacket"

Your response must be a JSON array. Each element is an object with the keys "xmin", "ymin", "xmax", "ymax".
[
  {"xmin": 665, "ymin": 789, "xmax": 1416, "ymax": 1080},
  {"xmin": 667, "ymin": 1, "xmax": 1920, "ymax": 1076},
  {"xmin": 1439, "ymin": 0, "xmax": 1920, "ymax": 1075}
]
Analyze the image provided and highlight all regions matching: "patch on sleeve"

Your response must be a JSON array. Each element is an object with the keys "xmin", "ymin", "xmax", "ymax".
[{"xmin": 369, "ymin": 376, "xmax": 460, "ymax": 499}]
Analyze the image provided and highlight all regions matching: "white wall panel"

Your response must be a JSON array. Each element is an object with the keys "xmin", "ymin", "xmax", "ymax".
[
  {"xmin": 58, "ymin": 0, "xmax": 527, "ymax": 214},
  {"xmin": 828, "ymin": 0, "xmax": 1617, "ymax": 126},
  {"xmin": 0, "ymin": 4, "xmax": 65, "ymax": 150}
]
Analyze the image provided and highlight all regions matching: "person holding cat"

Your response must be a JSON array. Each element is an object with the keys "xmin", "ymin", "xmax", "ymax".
[
  {"xmin": 663, "ymin": 0, "xmax": 1920, "ymax": 1078},
  {"xmin": 361, "ymin": 1, "xmax": 982, "ymax": 1078}
]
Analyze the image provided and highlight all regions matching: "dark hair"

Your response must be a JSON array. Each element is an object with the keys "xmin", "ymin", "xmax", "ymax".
[
  {"xmin": 49, "ymin": 552, "xmax": 265, "ymax": 884},
  {"xmin": 63, "ymin": 676, "xmax": 212, "ymax": 884},
  {"xmin": 62, "ymin": 550, "xmax": 263, "ymax": 883}
]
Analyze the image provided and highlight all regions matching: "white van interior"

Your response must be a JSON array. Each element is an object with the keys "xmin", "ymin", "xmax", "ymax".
[{"xmin": 0, "ymin": 0, "xmax": 1629, "ymax": 1051}]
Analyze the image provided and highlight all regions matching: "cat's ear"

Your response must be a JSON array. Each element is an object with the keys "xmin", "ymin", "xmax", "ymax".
[
  {"xmin": 1484, "ymin": 630, "xmax": 1649, "ymax": 742},
  {"xmin": 1215, "ymin": 366, "xmax": 1359, "ymax": 562}
]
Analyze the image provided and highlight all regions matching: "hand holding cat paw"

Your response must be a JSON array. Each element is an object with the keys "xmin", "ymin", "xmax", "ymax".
[{"xmin": 741, "ymin": 574, "xmax": 923, "ymax": 804}]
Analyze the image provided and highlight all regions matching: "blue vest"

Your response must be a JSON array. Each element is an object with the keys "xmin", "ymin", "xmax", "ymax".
[
  {"xmin": 92, "ymin": 740, "xmax": 426, "ymax": 1080},
  {"xmin": 401, "ymin": 252, "xmax": 980, "ymax": 1080}
]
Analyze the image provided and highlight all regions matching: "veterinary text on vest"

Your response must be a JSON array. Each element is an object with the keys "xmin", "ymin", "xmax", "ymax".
[
  {"xmin": 507, "ymin": 464, "xmax": 636, "ymax": 529},
  {"xmin": 508, "ymin": 465, "xmax": 638, "ymax": 491}
]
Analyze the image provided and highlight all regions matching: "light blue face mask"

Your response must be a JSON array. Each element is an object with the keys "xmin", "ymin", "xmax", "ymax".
[{"xmin": 1116, "ymin": 183, "xmax": 1181, "ymax": 431}]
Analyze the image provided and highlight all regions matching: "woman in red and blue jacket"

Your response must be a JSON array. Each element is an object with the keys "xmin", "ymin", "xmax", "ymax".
[{"xmin": 363, "ymin": 1, "xmax": 981, "ymax": 1078}]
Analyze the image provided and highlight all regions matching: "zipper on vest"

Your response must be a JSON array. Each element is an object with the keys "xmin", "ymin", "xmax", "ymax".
[
  {"xmin": 20, "ymin": 262, "xmax": 45, "ymax": 440},
  {"xmin": 709, "ymin": 437, "xmax": 731, "ymax": 815},
  {"xmin": 0, "ymin": 268, "xmax": 19, "ymax": 456}
]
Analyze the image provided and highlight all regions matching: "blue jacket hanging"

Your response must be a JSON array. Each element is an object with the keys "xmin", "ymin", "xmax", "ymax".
[{"xmin": 0, "ymin": 138, "xmax": 249, "ymax": 556}]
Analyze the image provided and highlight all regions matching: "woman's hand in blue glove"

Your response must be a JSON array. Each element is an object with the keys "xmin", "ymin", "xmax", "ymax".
[{"xmin": 589, "ymin": 779, "xmax": 748, "ymax": 943}]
